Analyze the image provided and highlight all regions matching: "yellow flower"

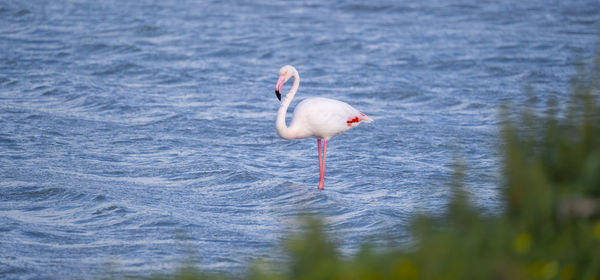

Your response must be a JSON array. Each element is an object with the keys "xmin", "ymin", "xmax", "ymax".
[
  {"xmin": 543, "ymin": 261, "xmax": 558, "ymax": 279},
  {"xmin": 529, "ymin": 261, "xmax": 558, "ymax": 279},
  {"xmin": 593, "ymin": 221, "xmax": 600, "ymax": 239},
  {"xmin": 513, "ymin": 232, "xmax": 531, "ymax": 254}
]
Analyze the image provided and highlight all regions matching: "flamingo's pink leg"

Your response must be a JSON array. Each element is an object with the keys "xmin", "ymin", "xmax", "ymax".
[
  {"xmin": 318, "ymin": 139, "xmax": 328, "ymax": 190},
  {"xmin": 317, "ymin": 138, "xmax": 322, "ymax": 168},
  {"xmin": 317, "ymin": 139, "xmax": 323, "ymax": 190}
]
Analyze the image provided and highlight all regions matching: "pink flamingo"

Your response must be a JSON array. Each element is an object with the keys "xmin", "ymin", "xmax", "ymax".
[{"xmin": 274, "ymin": 65, "xmax": 373, "ymax": 190}]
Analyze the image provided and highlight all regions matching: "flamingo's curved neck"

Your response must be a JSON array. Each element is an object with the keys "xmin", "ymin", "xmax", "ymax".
[{"xmin": 276, "ymin": 71, "xmax": 300, "ymax": 140}]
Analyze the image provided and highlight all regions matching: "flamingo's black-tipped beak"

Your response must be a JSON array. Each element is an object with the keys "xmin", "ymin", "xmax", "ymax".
[{"xmin": 275, "ymin": 75, "xmax": 286, "ymax": 102}]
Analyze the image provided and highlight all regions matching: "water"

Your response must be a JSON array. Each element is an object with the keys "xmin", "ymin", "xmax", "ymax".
[{"xmin": 1, "ymin": 0, "xmax": 599, "ymax": 278}]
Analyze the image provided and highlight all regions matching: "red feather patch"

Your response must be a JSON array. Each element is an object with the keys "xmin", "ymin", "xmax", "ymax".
[{"xmin": 347, "ymin": 116, "xmax": 360, "ymax": 126}]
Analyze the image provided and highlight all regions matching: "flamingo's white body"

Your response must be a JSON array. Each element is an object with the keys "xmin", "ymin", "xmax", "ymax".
[{"xmin": 274, "ymin": 65, "xmax": 372, "ymax": 190}]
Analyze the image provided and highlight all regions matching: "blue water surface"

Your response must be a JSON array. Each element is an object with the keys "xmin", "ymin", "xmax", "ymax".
[{"xmin": 1, "ymin": 0, "xmax": 599, "ymax": 278}]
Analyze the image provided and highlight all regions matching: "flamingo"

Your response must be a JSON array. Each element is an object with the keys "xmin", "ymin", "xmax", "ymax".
[{"xmin": 274, "ymin": 65, "xmax": 373, "ymax": 190}]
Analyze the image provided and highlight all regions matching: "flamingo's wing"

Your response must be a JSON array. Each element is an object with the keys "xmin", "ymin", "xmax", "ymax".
[{"xmin": 291, "ymin": 97, "xmax": 370, "ymax": 139}]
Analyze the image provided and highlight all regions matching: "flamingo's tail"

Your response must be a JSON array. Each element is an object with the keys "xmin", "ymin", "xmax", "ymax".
[{"xmin": 359, "ymin": 112, "xmax": 373, "ymax": 123}]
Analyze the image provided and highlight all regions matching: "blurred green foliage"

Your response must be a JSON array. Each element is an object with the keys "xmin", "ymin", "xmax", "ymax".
[{"xmin": 148, "ymin": 48, "xmax": 600, "ymax": 280}]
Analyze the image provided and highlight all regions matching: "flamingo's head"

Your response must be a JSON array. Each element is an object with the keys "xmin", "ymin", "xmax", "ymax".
[{"xmin": 275, "ymin": 65, "xmax": 296, "ymax": 101}]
